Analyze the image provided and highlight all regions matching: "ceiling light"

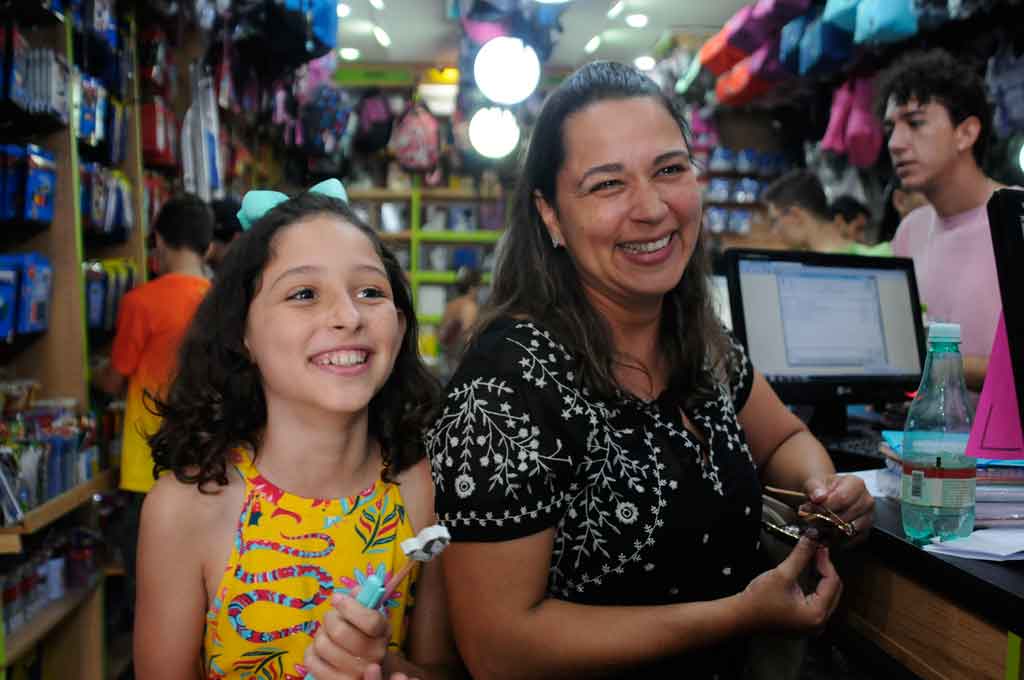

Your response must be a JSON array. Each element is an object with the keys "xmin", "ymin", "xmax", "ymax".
[
  {"xmin": 607, "ymin": 1, "xmax": 624, "ymax": 19},
  {"xmin": 474, "ymin": 36, "xmax": 541, "ymax": 105},
  {"xmin": 584, "ymin": 35, "xmax": 601, "ymax": 54},
  {"xmin": 373, "ymin": 25, "xmax": 391, "ymax": 48},
  {"xmin": 625, "ymin": 14, "xmax": 648, "ymax": 28},
  {"xmin": 469, "ymin": 107, "xmax": 521, "ymax": 159},
  {"xmin": 336, "ymin": 2, "xmax": 351, "ymax": 17},
  {"xmin": 634, "ymin": 55, "xmax": 655, "ymax": 71},
  {"xmin": 339, "ymin": 47, "xmax": 360, "ymax": 60},
  {"xmin": 368, "ymin": 0, "xmax": 384, "ymax": 9},
  {"xmin": 534, "ymin": 0, "xmax": 572, "ymax": 3}
]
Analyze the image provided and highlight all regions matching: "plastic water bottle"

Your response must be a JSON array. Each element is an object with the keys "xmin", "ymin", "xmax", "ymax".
[{"xmin": 901, "ymin": 323, "xmax": 976, "ymax": 542}]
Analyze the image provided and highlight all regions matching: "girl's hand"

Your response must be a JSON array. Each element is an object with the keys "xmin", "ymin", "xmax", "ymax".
[
  {"xmin": 740, "ymin": 536, "xmax": 843, "ymax": 633},
  {"xmin": 361, "ymin": 665, "xmax": 420, "ymax": 680},
  {"xmin": 803, "ymin": 473, "xmax": 875, "ymax": 545},
  {"xmin": 303, "ymin": 593, "xmax": 391, "ymax": 680}
]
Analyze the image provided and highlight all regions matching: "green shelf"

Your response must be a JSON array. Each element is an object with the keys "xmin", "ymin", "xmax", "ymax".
[
  {"xmin": 417, "ymin": 230, "xmax": 502, "ymax": 244},
  {"xmin": 414, "ymin": 271, "xmax": 493, "ymax": 285}
]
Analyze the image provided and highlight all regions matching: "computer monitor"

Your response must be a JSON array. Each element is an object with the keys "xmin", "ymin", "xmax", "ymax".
[
  {"xmin": 711, "ymin": 274, "xmax": 732, "ymax": 331},
  {"xmin": 725, "ymin": 249, "xmax": 926, "ymax": 436},
  {"xmin": 988, "ymin": 188, "xmax": 1024, "ymax": 430}
]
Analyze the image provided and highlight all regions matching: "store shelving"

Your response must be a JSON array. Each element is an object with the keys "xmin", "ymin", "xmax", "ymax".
[
  {"xmin": 0, "ymin": 470, "xmax": 115, "ymax": 554},
  {"xmin": 0, "ymin": 5, "xmax": 146, "ymax": 677},
  {"xmin": 2, "ymin": 576, "xmax": 103, "ymax": 670},
  {"xmin": 414, "ymin": 271, "xmax": 494, "ymax": 286},
  {"xmin": 348, "ymin": 183, "xmax": 505, "ymax": 323}
]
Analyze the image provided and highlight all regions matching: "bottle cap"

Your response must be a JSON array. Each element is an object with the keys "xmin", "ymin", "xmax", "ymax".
[{"xmin": 928, "ymin": 322, "xmax": 961, "ymax": 343}]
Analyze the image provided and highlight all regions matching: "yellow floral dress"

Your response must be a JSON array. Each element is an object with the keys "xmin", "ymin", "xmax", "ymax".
[{"xmin": 203, "ymin": 452, "xmax": 420, "ymax": 679}]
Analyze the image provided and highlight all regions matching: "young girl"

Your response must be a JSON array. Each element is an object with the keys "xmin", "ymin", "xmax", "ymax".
[{"xmin": 134, "ymin": 182, "xmax": 458, "ymax": 680}]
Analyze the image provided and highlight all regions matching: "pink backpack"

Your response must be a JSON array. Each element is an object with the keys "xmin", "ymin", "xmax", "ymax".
[
  {"xmin": 820, "ymin": 79, "xmax": 854, "ymax": 154},
  {"xmin": 390, "ymin": 104, "xmax": 440, "ymax": 173},
  {"xmin": 845, "ymin": 76, "xmax": 883, "ymax": 168}
]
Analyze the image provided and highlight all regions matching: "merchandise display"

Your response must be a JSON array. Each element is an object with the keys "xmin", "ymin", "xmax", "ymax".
[{"xmin": 0, "ymin": 0, "xmax": 1021, "ymax": 678}]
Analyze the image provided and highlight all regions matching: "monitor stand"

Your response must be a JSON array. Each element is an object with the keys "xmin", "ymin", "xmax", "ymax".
[{"xmin": 806, "ymin": 401, "xmax": 885, "ymax": 471}]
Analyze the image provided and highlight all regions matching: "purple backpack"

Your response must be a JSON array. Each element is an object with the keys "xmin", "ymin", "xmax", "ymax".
[
  {"xmin": 751, "ymin": 0, "xmax": 815, "ymax": 32},
  {"xmin": 724, "ymin": 5, "xmax": 771, "ymax": 55},
  {"xmin": 354, "ymin": 93, "xmax": 393, "ymax": 153}
]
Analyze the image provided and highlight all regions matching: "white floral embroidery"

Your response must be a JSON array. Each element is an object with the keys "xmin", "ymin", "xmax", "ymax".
[
  {"xmin": 454, "ymin": 474, "xmax": 475, "ymax": 498},
  {"xmin": 427, "ymin": 321, "xmax": 758, "ymax": 599},
  {"xmin": 616, "ymin": 501, "xmax": 639, "ymax": 525}
]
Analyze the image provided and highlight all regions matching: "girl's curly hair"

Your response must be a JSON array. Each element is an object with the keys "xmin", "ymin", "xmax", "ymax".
[{"xmin": 148, "ymin": 191, "xmax": 439, "ymax": 491}]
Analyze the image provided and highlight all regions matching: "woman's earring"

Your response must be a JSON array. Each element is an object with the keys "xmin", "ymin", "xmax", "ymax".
[{"xmin": 551, "ymin": 235, "xmax": 561, "ymax": 248}]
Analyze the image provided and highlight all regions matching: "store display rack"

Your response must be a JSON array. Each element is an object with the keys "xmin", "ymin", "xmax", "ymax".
[{"xmin": 0, "ymin": 4, "xmax": 146, "ymax": 677}]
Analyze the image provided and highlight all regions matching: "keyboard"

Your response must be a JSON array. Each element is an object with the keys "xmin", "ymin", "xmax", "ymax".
[{"xmin": 819, "ymin": 430, "xmax": 887, "ymax": 470}]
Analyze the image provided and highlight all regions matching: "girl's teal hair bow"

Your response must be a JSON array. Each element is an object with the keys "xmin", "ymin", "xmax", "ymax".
[{"xmin": 236, "ymin": 178, "xmax": 349, "ymax": 230}]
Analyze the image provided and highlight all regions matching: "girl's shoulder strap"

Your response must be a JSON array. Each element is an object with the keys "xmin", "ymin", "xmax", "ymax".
[{"xmin": 228, "ymin": 447, "xmax": 259, "ymax": 485}]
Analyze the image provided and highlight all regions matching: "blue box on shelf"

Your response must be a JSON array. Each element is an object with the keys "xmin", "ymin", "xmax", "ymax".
[
  {"xmin": 24, "ymin": 145, "xmax": 56, "ymax": 224},
  {"xmin": 1, "ymin": 145, "xmax": 26, "ymax": 221},
  {"xmin": 0, "ymin": 262, "xmax": 18, "ymax": 342},
  {"xmin": 0, "ymin": 253, "xmax": 53, "ymax": 334}
]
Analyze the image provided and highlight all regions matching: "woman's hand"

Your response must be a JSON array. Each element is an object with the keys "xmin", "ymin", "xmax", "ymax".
[
  {"xmin": 803, "ymin": 473, "xmax": 876, "ymax": 545},
  {"xmin": 741, "ymin": 536, "xmax": 843, "ymax": 633},
  {"xmin": 303, "ymin": 593, "xmax": 391, "ymax": 680}
]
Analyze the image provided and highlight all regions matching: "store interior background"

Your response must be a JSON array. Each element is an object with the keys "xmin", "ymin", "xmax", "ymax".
[{"xmin": 0, "ymin": 0, "xmax": 1022, "ymax": 678}]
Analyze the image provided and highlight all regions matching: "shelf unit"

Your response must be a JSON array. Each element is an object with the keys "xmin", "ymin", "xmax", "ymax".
[
  {"xmin": 0, "ymin": 470, "xmax": 115, "ymax": 554},
  {"xmin": 0, "ymin": 4, "xmax": 146, "ymax": 678},
  {"xmin": 347, "ymin": 185, "xmax": 504, "ymax": 323},
  {"xmin": 1, "ymin": 576, "xmax": 104, "ymax": 677}
]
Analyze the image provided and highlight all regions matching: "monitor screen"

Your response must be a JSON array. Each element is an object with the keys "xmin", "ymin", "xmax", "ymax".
[
  {"xmin": 725, "ymin": 249, "xmax": 926, "ymax": 413},
  {"xmin": 711, "ymin": 274, "xmax": 732, "ymax": 331}
]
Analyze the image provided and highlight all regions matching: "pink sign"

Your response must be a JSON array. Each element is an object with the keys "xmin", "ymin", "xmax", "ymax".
[{"xmin": 967, "ymin": 314, "xmax": 1024, "ymax": 460}]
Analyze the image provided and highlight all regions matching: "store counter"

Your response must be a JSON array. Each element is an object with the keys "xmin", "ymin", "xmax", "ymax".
[{"xmin": 837, "ymin": 498, "xmax": 1024, "ymax": 680}]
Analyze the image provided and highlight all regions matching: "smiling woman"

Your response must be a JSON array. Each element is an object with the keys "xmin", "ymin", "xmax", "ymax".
[{"xmin": 426, "ymin": 60, "xmax": 873, "ymax": 680}]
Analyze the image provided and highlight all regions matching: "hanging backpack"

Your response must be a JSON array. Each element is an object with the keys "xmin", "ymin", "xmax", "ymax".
[
  {"xmin": 779, "ymin": 13, "xmax": 811, "ymax": 74},
  {"xmin": 820, "ymin": 79, "xmax": 854, "ymax": 154},
  {"xmin": 354, "ymin": 91, "xmax": 394, "ymax": 153},
  {"xmin": 845, "ymin": 77, "xmax": 884, "ymax": 168},
  {"xmin": 724, "ymin": 5, "xmax": 772, "ymax": 55},
  {"xmin": 751, "ymin": 0, "xmax": 815, "ymax": 32},
  {"xmin": 799, "ymin": 10, "xmax": 854, "ymax": 77},
  {"xmin": 987, "ymin": 42, "xmax": 1024, "ymax": 139},
  {"xmin": 390, "ymin": 103, "xmax": 440, "ymax": 173},
  {"xmin": 854, "ymin": 0, "xmax": 918, "ymax": 45},
  {"xmin": 823, "ymin": 0, "xmax": 861, "ymax": 33},
  {"xmin": 699, "ymin": 30, "xmax": 747, "ymax": 77}
]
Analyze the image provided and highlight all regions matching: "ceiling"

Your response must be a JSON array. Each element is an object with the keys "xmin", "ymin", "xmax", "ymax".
[{"xmin": 337, "ymin": 0, "xmax": 750, "ymax": 69}]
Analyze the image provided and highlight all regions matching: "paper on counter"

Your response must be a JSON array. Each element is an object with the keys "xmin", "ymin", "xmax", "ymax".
[{"xmin": 922, "ymin": 528, "xmax": 1024, "ymax": 561}]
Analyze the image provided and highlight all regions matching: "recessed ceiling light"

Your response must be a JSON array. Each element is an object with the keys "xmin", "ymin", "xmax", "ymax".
[
  {"xmin": 336, "ymin": 2, "xmax": 351, "ymax": 18},
  {"xmin": 368, "ymin": 0, "xmax": 384, "ymax": 9},
  {"xmin": 634, "ymin": 55, "xmax": 655, "ymax": 71},
  {"xmin": 607, "ymin": 1, "xmax": 624, "ymax": 19},
  {"xmin": 584, "ymin": 35, "xmax": 601, "ymax": 54},
  {"xmin": 339, "ymin": 47, "xmax": 360, "ymax": 60},
  {"xmin": 625, "ymin": 14, "xmax": 648, "ymax": 28},
  {"xmin": 373, "ymin": 25, "xmax": 391, "ymax": 48}
]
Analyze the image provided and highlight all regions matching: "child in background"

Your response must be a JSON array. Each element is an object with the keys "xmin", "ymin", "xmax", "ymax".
[
  {"xmin": 92, "ymin": 194, "xmax": 213, "ymax": 603},
  {"xmin": 133, "ymin": 181, "xmax": 459, "ymax": 680}
]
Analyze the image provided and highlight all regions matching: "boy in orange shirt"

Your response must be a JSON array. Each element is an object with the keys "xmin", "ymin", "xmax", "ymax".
[{"xmin": 93, "ymin": 194, "xmax": 213, "ymax": 596}]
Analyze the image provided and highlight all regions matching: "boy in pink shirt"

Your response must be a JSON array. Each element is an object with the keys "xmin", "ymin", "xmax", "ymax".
[{"xmin": 877, "ymin": 49, "xmax": 1005, "ymax": 390}]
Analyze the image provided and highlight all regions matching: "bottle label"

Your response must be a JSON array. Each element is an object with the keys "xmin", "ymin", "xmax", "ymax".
[{"xmin": 901, "ymin": 463, "xmax": 976, "ymax": 509}]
